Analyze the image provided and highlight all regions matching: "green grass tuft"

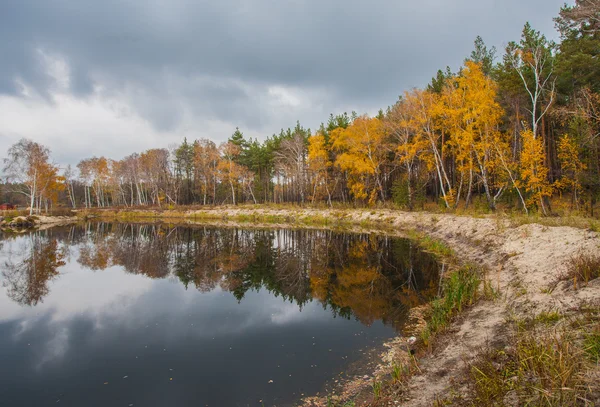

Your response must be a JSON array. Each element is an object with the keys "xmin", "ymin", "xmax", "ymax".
[{"xmin": 422, "ymin": 264, "xmax": 481, "ymax": 346}]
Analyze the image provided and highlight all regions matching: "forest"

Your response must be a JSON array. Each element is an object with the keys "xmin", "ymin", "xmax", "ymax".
[{"xmin": 2, "ymin": 1, "xmax": 599, "ymax": 217}]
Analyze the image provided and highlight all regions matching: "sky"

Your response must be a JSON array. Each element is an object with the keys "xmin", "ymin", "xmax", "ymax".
[{"xmin": 0, "ymin": 0, "xmax": 569, "ymax": 167}]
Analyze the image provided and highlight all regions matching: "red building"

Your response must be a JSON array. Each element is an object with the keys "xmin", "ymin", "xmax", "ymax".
[{"xmin": 0, "ymin": 203, "xmax": 17, "ymax": 210}]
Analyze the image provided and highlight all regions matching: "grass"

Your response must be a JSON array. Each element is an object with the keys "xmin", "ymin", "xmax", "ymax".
[
  {"xmin": 421, "ymin": 264, "xmax": 481, "ymax": 346},
  {"xmin": 584, "ymin": 329, "xmax": 600, "ymax": 363},
  {"xmin": 468, "ymin": 329, "xmax": 587, "ymax": 406},
  {"xmin": 505, "ymin": 211, "xmax": 600, "ymax": 231},
  {"xmin": 573, "ymin": 305, "xmax": 600, "ymax": 364},
  {"xmin": 482, "ymin": 272, "xmax": 500, "ymax": 301},
  {"xmin": 69, "ymin": 202, "xmax": 600, "ymax": 236},
  {"xmin": 405, "ymin": 230, "xmax": 455, "ymax": 259},
  {"xmin": 1, "ymin": 214, "xmax": 14, "ymax": 223},
  {"xmin": 326, "ymin": 398, "xmax": 355, "ymax": 407},
  {"xmin": 371, "ymin": 380, "xmax": 382, "ymax": 399},
  {"xmin": 510, "ymin": 309, "xmax": 564, "ymax": 332},
  {"xmin": 534, "ymin": 310, "xmax": 563, "ymax": 325},
  {"xmin": 449, "ymin": 304, "xmax": 600, "ymax": 407},
  {"xmin": 556, "ymin": 252, "xmax": 600, "ymax": 289},
  {"xmin": 391, "ymin": 361, "xmax": 408, "ymax": 383}
]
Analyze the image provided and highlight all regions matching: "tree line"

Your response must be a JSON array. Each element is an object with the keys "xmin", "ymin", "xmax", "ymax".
[{"xmin": 2, "ymin": 1, "xmax": 599, "ymax": 216}]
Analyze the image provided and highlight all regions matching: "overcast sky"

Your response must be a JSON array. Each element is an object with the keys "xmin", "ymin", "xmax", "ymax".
[{"xmin": 0, "ymin": 0, "xmax": 569, "ymax": 166}]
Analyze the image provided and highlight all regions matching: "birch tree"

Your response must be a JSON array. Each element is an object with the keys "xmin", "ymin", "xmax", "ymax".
[
  {"xmin": 506, "ymin": 23, "xmax": 556, "ymax": 139},
  {"xmin": 3, "ymin": 139, "xmax": 51, "ymax": 215}
]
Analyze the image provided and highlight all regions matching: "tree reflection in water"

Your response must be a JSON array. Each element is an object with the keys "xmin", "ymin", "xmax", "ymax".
[
  {"xmin": 2, "ymin": 232, "xmax": 66, "ymax": 306},
  {"xmin": 1, "ymin": 224, "xmax": 440, "ymax": 330}
]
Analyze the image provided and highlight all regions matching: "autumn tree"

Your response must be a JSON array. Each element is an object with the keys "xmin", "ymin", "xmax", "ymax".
[
  {"xmin": 385, "ymin": 97, "xmax": 429, "ymax": 210},
  {"xmin": 77, "ymin": 157, "xmax": 111, "ymax": 207},
  {"xmin": 2, "ymin": 139, "xmax": 61, "ymax": 215},
  {"xmin": 140, "ymin": 149, "xmax": 170, "ymax": 207},
  {"xmin": 331, "ymin": 115, "xmax": 389, "ymax": 205},
  {"xmin": 505, "ymin": 23, "xmax": 556, "ymax": 140},
  {"xmin": 274, "ymin": 127, "xmax": 309, "ymax": 203},
  {"xmin": 307, "ymin": 131, "xmax": 335, "ymax": 206},
  {"xmin": 405, "ymin": 89, "xmax": 455, "ymax": 208},
  {"xmin": 520, "ymin": 129, "xmax": 552, "ymax": 213},
  {"xmin": 62, "ymin": 165, "xmax": 77, "ymax": 208},
  {"xmin": 120, "ymin": 154, "xmax": 143, "ymax": 206},
  {"xmin": 2, "ymin": 232, "xmax": 65, "ymax": 306},
  {"xmin": 555, "ymin": 134, "xmax": 586, "ymax": 208},
  {"xmin": 37, "ymin": 161, "xmax": 65, "ymax": 212},
  {"xmin": 174, "ymin": 138, "xmax": 195, "ymax": 204},
  {"xmin": 194, "ymin": 139, "xmax": 220, "ymax": 205},
  {"xmin": 440, "ymin": 61, "xmax": 505, "ymax": 210},
  {"xmin": 218, "ymin": 142, "xmax": 243, "ymax": 205}
]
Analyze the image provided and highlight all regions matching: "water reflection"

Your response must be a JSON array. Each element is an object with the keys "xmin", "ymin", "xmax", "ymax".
[
  {"xmin": 2, "ymin": 233, "xmax": 66, "ymax": 306},
  {"xmin": 3, "ymin": 224, "xmax": 439, "ymax": 328},
  {"xmin": 0, "ymin": 224, "xmax": 440, "ymax": 406}
]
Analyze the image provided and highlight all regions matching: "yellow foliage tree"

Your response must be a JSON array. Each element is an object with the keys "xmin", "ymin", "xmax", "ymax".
[
  {"xmin": 307, "ymin": 132, "xmax": 334, "ymax": 206},
  {"xmin": 439, "ymin": 61, "xmax": 505, "ymax": 210},
  {"xmin": 403, "ymin": 89, "xmax": 455, "ymax": 208},
  {"xmin": 218, "ymin": 142, "xmax": 244, "ymax": 205},
  {"xmin": 385, "ymin": 97, "xmax": 429, "ymax": 210},
  {"xmin": 330, "ymin": 116, "xmax": 388, "ymax": 205},
  {"xmin": 555, "ymin": 134, "xmax": 586, "ymax": 209},
  {"xmin": 520, "ymin": 129, "xmax": 552, "ymax": 214},
  {"xmin": 37, "ymin": 162, "xmax": 65, "ymax": 211}
]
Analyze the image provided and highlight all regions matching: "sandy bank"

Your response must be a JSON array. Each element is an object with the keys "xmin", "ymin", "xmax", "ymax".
[{"xmin": 0, "ymin": 214, "xmax": 79, "ymax": 231}]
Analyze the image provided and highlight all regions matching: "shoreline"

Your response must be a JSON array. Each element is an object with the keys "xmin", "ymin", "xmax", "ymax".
[
  {"xmin": 0, "ymin": 214, "xmax": 79, "ymax": 232},
  {"xmin": 3, "ymin": 206, "xmax": 600, "ymax": 405}
]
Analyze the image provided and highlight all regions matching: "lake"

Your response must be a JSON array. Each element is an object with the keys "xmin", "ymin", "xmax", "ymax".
[{"xmin": 0, "ymin": 223, "xmax": 440, "ymax": 406}]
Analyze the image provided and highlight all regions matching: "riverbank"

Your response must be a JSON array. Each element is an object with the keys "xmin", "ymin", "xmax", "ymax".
[
  {"xmin": 23, "ymin": 207, "xmax": 600, "ymax": 405},
  {"xmin": 0, "ymin": 214, "xmax": 79, "ymax": 231}
]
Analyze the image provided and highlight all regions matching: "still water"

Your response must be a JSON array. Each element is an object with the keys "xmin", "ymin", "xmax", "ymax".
[{"xmin": 0, "ymin": 224, "xmax": 440, "ymax": 406}]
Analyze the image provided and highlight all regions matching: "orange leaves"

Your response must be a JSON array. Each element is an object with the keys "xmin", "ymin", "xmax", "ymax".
[
  {"xmin": 330, "ymin": 116, "xmax": 387, "ymax": 204},
  {"xmin": 38, "ymin": 161, "xmax": 65, "ymax": 204},
  {"xmin": 557, "ymin": 134, "xmax": 586, "ymax": 177},
  {"xmin": 218, "ymin": 142, "xmax": 246, "ymax": 205},
  {"xmin": 307, "ymin": 133, "xmax": 329, "ymax": 168},
  {"xmin": 77, "ymin": 157, "xmax": 110, "ymax": 185},
  {"xmin": 555, "ymin": 134, "xmax": 586, "ymax": 207},
  {"xmin": 520, "ymin": 129, "xmax": 552, "ymax": 210},
  {"xmin": 433, "ymin": 61, "xmax": 508, "ymax": 209},
  {"xmin": 440, "ymin": 61, "xmax": 503, "ymax": 166},
  {"xmin": 193, "ymin": 139, "xmax": 220, "ymax": 204},
  {"xmin": 307, "ymin": 132, "xmax": 335, "ymax": 203},
  {"xmin": 388, "ymin": 92, "xmax": 434, "ymax": 167}
]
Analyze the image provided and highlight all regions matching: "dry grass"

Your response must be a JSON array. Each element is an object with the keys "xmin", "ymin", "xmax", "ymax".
[
  {"xmin": 468, "ymin": 332, "xmax": 584, "ymax": 406},
  {"xmin": 449, "ymin": 305, "xmax": 600, "ymax": 407},
  {"xmin": 556, "ymin": 252, "xmax": 600, "ymax": 289}
]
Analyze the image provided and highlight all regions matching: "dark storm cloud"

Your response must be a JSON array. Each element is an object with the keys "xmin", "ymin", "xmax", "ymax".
[{"xmin": 0, "ymin": 0, "xmax": 567, "ymax": 134}]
